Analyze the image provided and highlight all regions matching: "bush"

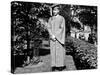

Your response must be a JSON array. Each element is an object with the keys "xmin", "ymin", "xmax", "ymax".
[{"xmin": 65, "ymin": 36, "xmax": 97, "ymax": 69}]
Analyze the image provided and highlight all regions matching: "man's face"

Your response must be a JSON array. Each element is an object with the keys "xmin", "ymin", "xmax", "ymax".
[{"xmin": 53, "ymin": 7, "xmax": 59, "ymax": 16}]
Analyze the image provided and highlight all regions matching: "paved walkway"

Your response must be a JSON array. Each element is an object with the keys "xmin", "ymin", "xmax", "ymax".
[{"xmin": 14, "ymin": 55, "xmax": 76, "ymax": 74}]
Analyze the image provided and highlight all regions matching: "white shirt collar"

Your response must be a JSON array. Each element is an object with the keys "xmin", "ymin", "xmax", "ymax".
[{"xmin": 54, "ymin": 14, "xmax": 59, "ymax": 18}]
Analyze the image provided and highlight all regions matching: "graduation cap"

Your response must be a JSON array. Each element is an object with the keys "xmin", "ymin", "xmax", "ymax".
[{"xmin": 51, "ymin": 4, "xmax": 61, "ymax": 9}]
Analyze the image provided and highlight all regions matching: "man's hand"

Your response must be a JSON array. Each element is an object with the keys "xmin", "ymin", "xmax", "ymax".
[{"xmin": 51, "ymin": 35, "xmax": 56, "ymax": 41}]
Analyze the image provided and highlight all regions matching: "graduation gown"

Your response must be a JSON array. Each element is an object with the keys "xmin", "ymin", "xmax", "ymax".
[{"xmin": 47, "ymin": 15, "xmax": 66, "ymax": 67}]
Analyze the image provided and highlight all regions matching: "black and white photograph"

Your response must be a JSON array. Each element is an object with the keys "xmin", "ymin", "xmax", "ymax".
[{"xmin": 11, "ymin": 1, "xmax": 97, "ymax": 74}]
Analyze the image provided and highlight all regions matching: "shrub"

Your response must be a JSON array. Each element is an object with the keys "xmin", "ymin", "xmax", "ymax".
[{"xmin": 65, "ymin": 36, "xmax": 97, "ymax": 69}]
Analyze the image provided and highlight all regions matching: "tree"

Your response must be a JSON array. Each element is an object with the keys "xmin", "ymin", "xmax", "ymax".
[
  {"xmin": 69, "ymin": 5, "xmax": 97, "ymax": 32},
  {"xmin": 11, "ymin": 1, "xmax": 52, "ymax": 66}
]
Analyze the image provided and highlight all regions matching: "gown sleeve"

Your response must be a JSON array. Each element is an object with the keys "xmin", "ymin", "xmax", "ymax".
[{"xmin": 47, "ymin": 17, "xmax": 53, "ymax": 36}]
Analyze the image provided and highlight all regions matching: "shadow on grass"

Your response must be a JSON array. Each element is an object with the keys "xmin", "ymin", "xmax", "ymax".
[{"xmin": 39, "ymin": 48, "xmax": 50, "ymax": 56}]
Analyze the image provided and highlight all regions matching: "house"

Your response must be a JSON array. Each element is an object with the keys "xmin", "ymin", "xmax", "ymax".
[{"xmin": 70, "ymin": 25, "xmax": 91, "ymax": 41}]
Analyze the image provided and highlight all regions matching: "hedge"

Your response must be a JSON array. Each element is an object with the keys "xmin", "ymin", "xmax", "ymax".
[{"xmin": 65, "ymin": 36, "xmax": 97, "ymax": 69}]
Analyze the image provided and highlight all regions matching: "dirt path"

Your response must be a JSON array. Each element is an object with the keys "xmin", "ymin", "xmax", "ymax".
[{"xmin": 14, "ymin": 55, "xmax": 76, "ymax": 74}]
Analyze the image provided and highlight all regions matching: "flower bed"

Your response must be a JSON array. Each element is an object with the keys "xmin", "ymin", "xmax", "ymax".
[{"xmin": 65, "ymin": 36, "xmax": 97, "ymax": 69}]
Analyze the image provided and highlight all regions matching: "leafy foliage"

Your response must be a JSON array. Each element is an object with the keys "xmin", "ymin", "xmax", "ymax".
[
  {"xmin": 11, "ymin": 1, "xmax": 51, "ymax": 55},
  {"xmin": 65, "ymin": 36, "xmax": 97, "ymax": 69},
  {"xmin": 69, "ymin": 5, "xmax": 97, "ymax": 31}
]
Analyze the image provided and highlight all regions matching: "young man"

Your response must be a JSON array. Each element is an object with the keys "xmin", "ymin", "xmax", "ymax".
[{"xmin": 47, "ymin": 5, "xmax": 66, "ymax": 71}]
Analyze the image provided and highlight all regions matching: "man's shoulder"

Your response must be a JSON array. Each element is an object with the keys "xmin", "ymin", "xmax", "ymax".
[
  {"xmin": 58, "ymin": 15, "xmax": 64, "ymax": 19},
  {"xmin": 49, "ymin": 15, "xmax": 64, "ymax": 20},
  {"xmin": 58, "ymin": 15, "xmax": 65, "ymax": 21},
  {"xmin": 49, "ymin": 16, "xmax": 53, "ymax": 20}
]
